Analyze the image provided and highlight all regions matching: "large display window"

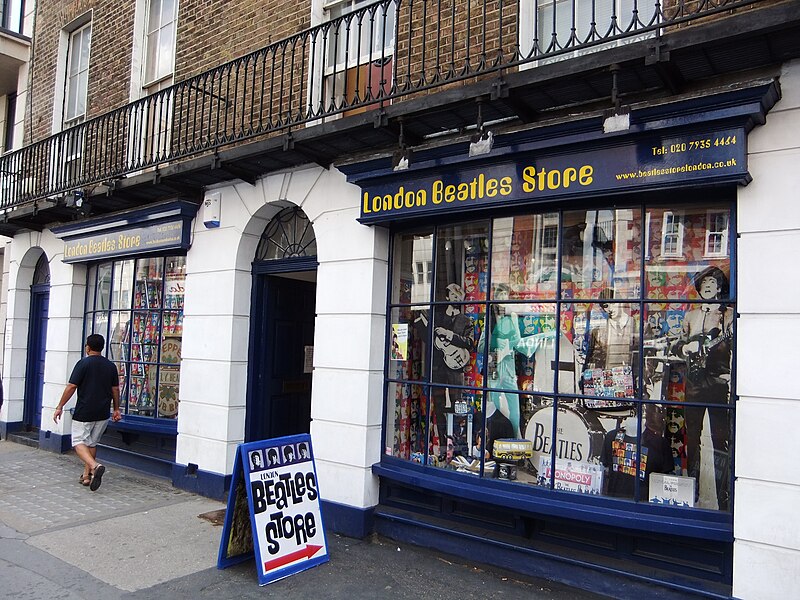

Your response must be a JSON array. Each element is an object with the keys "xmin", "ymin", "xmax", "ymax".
[
  {"xmin": 385, "ymin": 202, "xmax": 734, "ymax": 512},
  {"xmin": 84, "ymin": 256, "xmax": 185, "ymax": 420}
]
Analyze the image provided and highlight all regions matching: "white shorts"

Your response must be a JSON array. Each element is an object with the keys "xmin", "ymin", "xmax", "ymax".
[{"xmin": 71, "ymin": 419, "xmax": 108, "ymax": 447}]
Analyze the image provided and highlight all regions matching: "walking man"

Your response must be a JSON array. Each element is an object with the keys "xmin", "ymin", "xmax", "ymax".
[{"xmin": 54, "ymin": 334, "xmax": 121, "ymax": 491}]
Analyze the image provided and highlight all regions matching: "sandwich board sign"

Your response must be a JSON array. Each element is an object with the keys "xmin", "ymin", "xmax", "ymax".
[{"xmin": 217, "ymin": 434, "xmax": 329, "ymax": 585}]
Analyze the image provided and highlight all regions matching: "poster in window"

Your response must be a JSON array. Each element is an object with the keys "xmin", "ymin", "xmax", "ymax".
[
  {"xmin": 159, "ymin": 337, "xmax": 181, "ymax": 417},
  {"xmin": 391, "ymin": 323, "xmax": 408, "ymax": 361}
]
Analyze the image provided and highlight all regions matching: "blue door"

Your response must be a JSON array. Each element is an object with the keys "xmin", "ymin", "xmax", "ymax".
[
  {"xmin": 24, "ymin": 286, "xmax": 49, "ymax": 429},
  {"xmin": 246, "ymin": 274, "xmax": 315, "ymax": 441}
]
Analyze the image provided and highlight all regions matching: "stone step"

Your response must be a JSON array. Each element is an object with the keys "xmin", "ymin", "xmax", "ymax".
[{"xmin": 7, "ymin": 430, "xmax": 39, "ymax": 448}]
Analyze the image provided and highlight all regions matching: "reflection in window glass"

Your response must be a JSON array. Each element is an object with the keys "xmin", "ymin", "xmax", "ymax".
[
  {"xmin": 385, "ymin": 202, "xmax": 735, "ymax": 512},
  {"xmin": 391, "ymin": 231, "xmax": 433, "ymax": 305},
  {"xmin": 645, "ymin": 204, "xmax": 731, "ymax": 300},
  {"xmin": 561, "ymin": 208, "xmax": 641, "ymax": 300},
  {"xmin": 435, "ymin": 222, "xmax": 489, "ymax": 302},
  {"xmin": 492, "ymin": 213, "xmax": 559, "ymax": 300}
]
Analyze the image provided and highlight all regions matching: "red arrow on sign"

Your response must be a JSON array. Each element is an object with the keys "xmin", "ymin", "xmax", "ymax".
[{"xmin": 264, "ymin": 544, "xmax": 323, "ymax": 572}]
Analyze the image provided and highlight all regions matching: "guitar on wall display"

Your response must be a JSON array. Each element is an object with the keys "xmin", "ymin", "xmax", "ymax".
[
  {"xmin": 434, "ymin": 327, "xmax": 471, "ymax": 370},
  {"xmin": 685, "ymin": 327, "xmax": 733, "ymax": 378}
]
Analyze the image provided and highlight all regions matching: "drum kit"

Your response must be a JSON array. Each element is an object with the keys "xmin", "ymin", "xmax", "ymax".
[{"xmin": 489, "ymin": 397, "xmax": 636, "ymax": 483}]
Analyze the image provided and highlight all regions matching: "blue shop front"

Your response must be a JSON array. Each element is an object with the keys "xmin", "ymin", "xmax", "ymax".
[
  {"xmin": 341, "ymin": 82, "xmax": 779, "ymax": 599},
  {"xmin": 47, "ymin": 200, "xmax": 197, "ymax": 474}
]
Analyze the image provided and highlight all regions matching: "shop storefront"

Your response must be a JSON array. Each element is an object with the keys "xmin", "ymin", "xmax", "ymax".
[
  {"xmin": 341, "ymin": 82, "xmax": 779, "ymax": 596},
  {"xmin": 48, "ymin": 200, "xmax": 197, "ymax": 470}
]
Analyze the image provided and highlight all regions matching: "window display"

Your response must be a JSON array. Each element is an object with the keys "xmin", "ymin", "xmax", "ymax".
[
  {"xmin": 84, "ymin": 256, "xmax": 185, "ymax": 420},
  {"xmin": 385, "ymin": 202, "xmax": 734, "ymax": 512}
]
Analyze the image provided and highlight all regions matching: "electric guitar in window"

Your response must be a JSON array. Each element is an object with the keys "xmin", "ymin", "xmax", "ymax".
[
  {"xmin": 685, "ymin": 327, "xmax": 732, "ymax": 379},
  {"xmin": 434, "ymin": 329, "xmax": 471, "ymax": 370}
]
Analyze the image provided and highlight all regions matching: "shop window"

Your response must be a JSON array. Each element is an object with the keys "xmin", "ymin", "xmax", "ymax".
[
  {"xmin": 84, "ymin": 256, "xmax": 185, "ymax": 419},
  {"xmin": 322, "ymin": 0, "xmax": 395, "ymax": 115},
  {"xmin": 385, "ymin": 202, "xmax": 734, "ymax": 512}
]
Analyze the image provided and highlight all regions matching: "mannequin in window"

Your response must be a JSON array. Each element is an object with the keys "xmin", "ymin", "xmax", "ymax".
[
  {"xmin": 484, "ymin": 399, "xmax": 514, "ymax": 460},
  {"xmin": 480, "ymin": 284, "xmax": 525, "ymax": 438},
  {"xmin": 671, "ymin": 266, "xmax": 733, "ymax": 510},
  {"xmin": 582, "ymin": 288, "xmax": 638, "ymax": 402}
]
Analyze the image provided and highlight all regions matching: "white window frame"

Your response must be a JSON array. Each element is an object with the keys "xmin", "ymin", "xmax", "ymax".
[
  {"xmin": 322, "ymin": 0, "xmax": 395, "ymax": 75},
  {"xmin": 519, "ymin": 0, "xmax": 658, "ymax": 67},
  {"xmin": 127, "ymin": 0, "xmax": 178, "ymax": 168},
  {"xmin": 64, "ymin": 22, "xmax": 91, "ymax": 127},
  {"xmin": 143, "ymin": 0, "xmax": 178, "ymax": 88},
  {"xmin": 660, "ymin": 211, "xmax": 684, "ymax": 259},
  {"xmin": 704, "ymin": 210, "xmax": 729, "ymax": 258}
]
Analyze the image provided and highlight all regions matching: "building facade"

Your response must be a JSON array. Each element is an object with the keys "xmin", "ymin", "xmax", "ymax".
[{"xmin": 1, "ymin": 1, "xmax": 799, "ymax": 598}]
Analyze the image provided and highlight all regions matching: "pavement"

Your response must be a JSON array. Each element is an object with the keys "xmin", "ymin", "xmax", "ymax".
[{"xmin": 0, "ymin": 439, "xmax": 610, "ymax": 599}]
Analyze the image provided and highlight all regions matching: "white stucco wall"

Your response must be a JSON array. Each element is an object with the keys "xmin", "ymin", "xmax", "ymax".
[
  {"xmin": 733, "ymin": 59, "xmax": 800, "ymax": 600},
  {"xmin": 0, "ymin": 231, "xmax": 85, "ymax": 434},
  {"xmin": 175, "ymin": 164, "xmax": 386, "ymax": 510}
]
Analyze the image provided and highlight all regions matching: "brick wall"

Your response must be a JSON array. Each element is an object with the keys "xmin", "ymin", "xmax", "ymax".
[
  {"xmin": 26, "ymin": 0, "xmax": 311, "ymax": 145},
  {"xmin": 28, "ymin": 1, "xmax": 136, "ymax": 143}
]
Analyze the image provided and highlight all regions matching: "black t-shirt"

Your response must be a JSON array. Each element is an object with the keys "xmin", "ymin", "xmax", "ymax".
[
  {"xmin": 69, "ymin": 355, "xmax": 119, "ymax": 422},
  {"xmin": 601, "ymin": 428, "xmax": 673, "ymax": 499}
]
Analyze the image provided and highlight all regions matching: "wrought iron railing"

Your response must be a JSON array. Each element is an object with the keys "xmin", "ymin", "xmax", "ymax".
[{"xmin": 0, "ymin": 0, "xmax": 761, "ymax": 209}]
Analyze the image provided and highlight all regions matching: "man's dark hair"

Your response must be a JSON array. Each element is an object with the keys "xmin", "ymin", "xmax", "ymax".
[
  {"xmin": 268, "ymin": 448, "xmax": 278, "ymax": 464},
  {"xmin": 86, "ymin": 334, "xmax": 105, "ymax": 352},
  {"xmin": 284, "ymin": 446, "xmax": 294, "ymax": 461}
]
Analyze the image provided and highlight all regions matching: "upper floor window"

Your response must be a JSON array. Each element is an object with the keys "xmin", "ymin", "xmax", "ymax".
[
  {"xmin": 1, "ymin": 0, "xmax": 25, "ymax": 34},
  {"xmin": 322, "ymin": 0, "xmax": 395, "ymax": 113},
  {"xmin": 64, "ymin": 22, "xmax": 91, "ymax": 126},
  {"xmin": 3, "ymin": 92, "xmax": 16, "ymax": 152},
  {"xmin": 324, "ymin": 0, "xmax": 395, "ymax": 70},
  {"xmin": 144, "ymin": 0, "xmax": 177, "ymax": 87},
  {"xmin": 522, "ymin": 0, "xmax": 658, "ymax": 62}
]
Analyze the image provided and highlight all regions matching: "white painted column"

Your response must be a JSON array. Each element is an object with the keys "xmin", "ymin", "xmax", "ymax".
[
  {"xmin": 305, "ymin": 169, "xmax": 388, "ymax": 511},
  {"xmin": 733, "ymin": 59, "xmax": 800, "ymax": 600}
]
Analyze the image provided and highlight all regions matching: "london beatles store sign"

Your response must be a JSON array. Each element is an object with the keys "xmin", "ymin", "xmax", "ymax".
[{"xmin": 358, "ymin": 127, "xmax": 747, "ymax": 223}]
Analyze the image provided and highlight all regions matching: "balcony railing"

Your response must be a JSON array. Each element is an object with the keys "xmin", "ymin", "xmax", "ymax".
[{"xmin": 0, "ymin": 0, "xmax": 762, "ymax": 210}]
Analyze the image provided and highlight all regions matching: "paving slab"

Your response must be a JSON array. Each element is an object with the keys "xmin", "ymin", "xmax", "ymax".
[
  {"xmin": 0, "ymin": 443, "xmax": 195, "ymax": 534},
  {"xmin": 28, "ymin": 497, "xmax": 225, "ymax": 592}
]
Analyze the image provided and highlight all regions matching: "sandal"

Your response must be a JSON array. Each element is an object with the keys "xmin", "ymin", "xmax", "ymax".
[
  {"xmin": 80, "ymin": 474, "xmax": 91, "ymax": 486},
  {"xmin": 90, "ymin": 464, "xmax": 105, "ymax": 491}
]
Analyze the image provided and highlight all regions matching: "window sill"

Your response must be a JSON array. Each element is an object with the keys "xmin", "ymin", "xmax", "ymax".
[
  {"xmin": 109, "ymin": 416, "xmax": 177, "ymax": 436},
  {"xmin": 373, "ymin": 459, "xmax": 733, "ymax": 542}
]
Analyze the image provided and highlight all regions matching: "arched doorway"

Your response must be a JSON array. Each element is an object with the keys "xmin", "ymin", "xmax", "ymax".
[
  {"xmin": 23, "ymin": 254, "xmax": 50, "ymax": 431},
  {"xmin": 245, "ymin": 206, "xmax": 318, "ymax": 442}
]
